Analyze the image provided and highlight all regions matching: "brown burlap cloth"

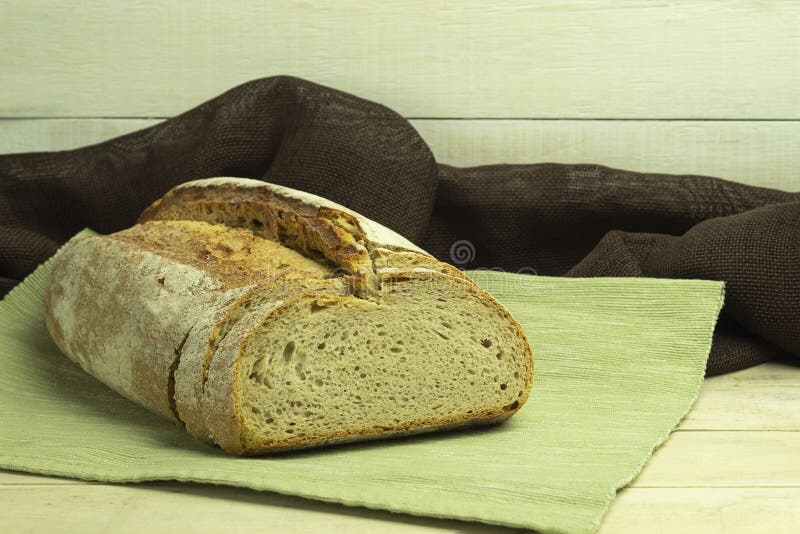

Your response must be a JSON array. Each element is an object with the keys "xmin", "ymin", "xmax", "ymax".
[{"xmin": 1, "ymin": 77, "xmax": 797, "ymax": 375}]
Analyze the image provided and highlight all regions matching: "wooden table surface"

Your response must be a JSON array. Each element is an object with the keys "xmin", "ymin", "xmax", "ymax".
[
  {"xmin": 2, "ymin": 361, "xmax": 798, "ymax": 533},
  {"xmin": 2, "ymin": 2, "xmax": 799, "ymax": 531}
]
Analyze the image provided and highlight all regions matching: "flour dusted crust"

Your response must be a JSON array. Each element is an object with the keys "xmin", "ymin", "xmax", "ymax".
[
  {"xmin": 45, "ymin": 178, "xmax": 534, "ymax": 455},
  {"xmin": 45, "ymin": 235, "xmax": 225, "ymax": 421}
]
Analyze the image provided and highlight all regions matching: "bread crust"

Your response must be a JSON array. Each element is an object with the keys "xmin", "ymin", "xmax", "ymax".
[
  {"xmin": 138, "ymin": 177, "xmax": 444, "ymax": 299},
  {"xmin": 45, "ymin": 234, "xmax": 226, "ymax": 421},
  {"xmin": 45, "ymin": 178, "xmax": 534, "ymax": 455},
  {"xmin": 142, "ymin": 177, "xmax": 426, "ymax": 254}
]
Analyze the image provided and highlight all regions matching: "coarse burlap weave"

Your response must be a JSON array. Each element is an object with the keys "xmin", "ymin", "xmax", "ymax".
[{"xmin": 0, "ymin": 76, "xmax": 797, "ymax": 374}]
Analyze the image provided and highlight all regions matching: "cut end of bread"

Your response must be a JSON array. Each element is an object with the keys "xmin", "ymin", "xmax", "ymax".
[{"xmin": 222, "ymin": 271, "xmax": 532, "ymax": 455}]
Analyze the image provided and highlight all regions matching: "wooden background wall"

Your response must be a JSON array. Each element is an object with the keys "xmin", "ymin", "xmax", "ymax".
[{"xmin": 1, "ymin": 1, "xmax": 799, "ymax": 191}]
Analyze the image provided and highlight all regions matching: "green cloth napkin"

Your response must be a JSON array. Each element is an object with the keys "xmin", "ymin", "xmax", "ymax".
[{"xmin": 0, "ymin": 231, "xmax": 724, "ymax": 534}]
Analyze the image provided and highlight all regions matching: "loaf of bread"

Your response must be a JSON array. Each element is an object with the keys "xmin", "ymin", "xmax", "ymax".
[{"xmin": 44, "ymin": 178, "xmax": 534, "ymax": 455}]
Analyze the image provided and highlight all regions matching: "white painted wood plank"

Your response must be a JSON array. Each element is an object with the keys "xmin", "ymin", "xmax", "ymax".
[
  {"xmin": 2, "ymin": 119, "xmax": 799, "ymax": 191},
  {"xmin": 633, "ymin": 431, "xmax": 800, "ymax": 488},
  {"xmin": 601, "ymin": 488, "xmax": 800, "ymax": 534},
  {"xmin": 2, "ymin": 1, "xmax": 799, "ymax": 118},
  {"xmin": 413, "ymin": 120, "xmax": 800, "ymax": 191},
  {"xmin": 0, "ymin": 471, "xmax": 89, "ymax": 485},
  {"xmin": 0, "ymin": 119, "xmax": 157, "ymax": 154},
  {"xmin": 682, "ymin": 362, "xmax": 800, "ymax": 431}
]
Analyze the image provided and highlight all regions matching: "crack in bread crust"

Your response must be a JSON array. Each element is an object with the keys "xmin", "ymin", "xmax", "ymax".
[
  {"xmin": 139, "ymin": 182, "xmax": 381, "ymax": 298},
  {"xmin": 138, "ymin": 179, "xmax": 457, "ymax": 301},
  {"xmin": 168, "ymin": 326, "xmax": 193, "ymax": 426}
]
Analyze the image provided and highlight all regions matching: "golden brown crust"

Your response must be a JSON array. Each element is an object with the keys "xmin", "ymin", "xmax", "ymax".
[
  {"xmin": 111, "ymin": 220, "xmax": 332, "ymax": 288},
  {"xmin": 139, "ymin": 182, "xmax": 378, "ymax": 297},
  {"xmin": 234, "ymin": 413, "xmax": 515, "ymax": 456}
]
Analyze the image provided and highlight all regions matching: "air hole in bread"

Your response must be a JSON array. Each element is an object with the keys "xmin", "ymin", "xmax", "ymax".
[
  {"xmin": 310, "ymin": 300, "xmax": 333, "ymax": 312},
  {"xmin": 295, "ymin": 364, "xmax": 306, "ymax": 381},
  {"xmin": 283, "ymin": 341, "xmax": 296, "ymax": 361}
]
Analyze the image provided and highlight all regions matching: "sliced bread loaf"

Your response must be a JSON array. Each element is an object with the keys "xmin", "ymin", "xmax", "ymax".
[{"xmin": 45, "ymin": 178, "xmax": 533, "ymax": 454}]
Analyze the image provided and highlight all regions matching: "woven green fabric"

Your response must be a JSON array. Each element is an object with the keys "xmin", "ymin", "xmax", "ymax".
[{"xmin": 0, "ymin": 232, "xmax": 724, "ymax": 534}]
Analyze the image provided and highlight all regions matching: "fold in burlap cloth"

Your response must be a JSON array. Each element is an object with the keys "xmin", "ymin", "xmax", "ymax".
[
  {"xmin": 0, "ymin": 236, "xmax": 724, "ymax": 534},
  {"xmin": 0, "ymin": 77, "xmax": 796, "ymax": 374}
]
